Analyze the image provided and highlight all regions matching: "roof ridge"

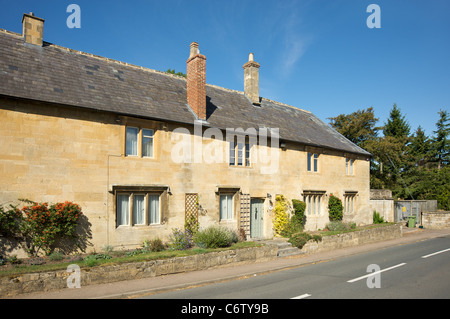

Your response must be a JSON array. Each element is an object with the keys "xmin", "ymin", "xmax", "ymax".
[{"xmin": 0, "ymin": 28, "xmax": 310, "ymax": 115}]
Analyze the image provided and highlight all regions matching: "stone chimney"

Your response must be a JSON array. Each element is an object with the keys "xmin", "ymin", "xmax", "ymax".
[
  {"xmin": 22, "ymin": 12, "xmax": 45, "ymax": 46},
  {"xmin": 186, "ymin": 42, "xmax": 207, "ymax": 120},
  {"xmin": 243, "ymin": 53, "xmax": 260, "ymax": 105}
]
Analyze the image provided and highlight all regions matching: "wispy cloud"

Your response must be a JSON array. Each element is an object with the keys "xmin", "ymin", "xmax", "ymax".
[{"xmin": 279, "ymin": 11, "xmax": 313, "ymax": 78}]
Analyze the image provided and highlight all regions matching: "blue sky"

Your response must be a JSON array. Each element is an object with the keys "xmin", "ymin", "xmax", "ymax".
[{"xmin": 1, "ymin": 0, "xmax": 449, "ymax": 137}]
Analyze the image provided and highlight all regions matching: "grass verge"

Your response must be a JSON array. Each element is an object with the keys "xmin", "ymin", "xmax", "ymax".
[{"xmin": 0, "ymin": 241, "xmax": 260, "ymax": 278}]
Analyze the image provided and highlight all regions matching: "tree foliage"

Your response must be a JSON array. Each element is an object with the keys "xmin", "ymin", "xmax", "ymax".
[
  {"xmin": 330, "ymin": 105, "xmax": 449, "ymax": 210},
  {"xmin": 328, "ymin": 107, "xmax": 380, "ymax": 148}
]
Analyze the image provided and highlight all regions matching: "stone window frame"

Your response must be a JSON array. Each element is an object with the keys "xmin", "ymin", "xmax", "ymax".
[
  {"xmin": 302, "ymin": 190, "xmax": 326, "ymax": 216},
  {"xmin": 112, "ymin": 185, "xmax": 169, "ymax": 228},
  {"xmin": 124, "ymin": 124, "xmax": 156, "ymax": 159},
  {"xmin": 346, "ymin": 158, "xmax": 355, "ymax": 176},
  {"xmin": 344, "ymin": 191, "xmax": 358, "ymax": 214},
  {"xmin": 307, "ymin": 152, "xmax": 319, "ymax": 172}
]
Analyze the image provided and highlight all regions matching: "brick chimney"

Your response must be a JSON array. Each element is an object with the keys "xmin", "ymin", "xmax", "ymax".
[
  {"xmin": 186, "ymin": 42, "xmax": 207, "ymax": 120},
  {"xmin": 243, "ymin": 53, "xmax": 260, "ymax": 105},
  {"xmin": 22, "ymin": 12, "xmax": 45, "ymax": 46}
]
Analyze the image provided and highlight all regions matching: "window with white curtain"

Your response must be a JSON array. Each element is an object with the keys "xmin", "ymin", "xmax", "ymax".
[
  {"xmin": 346, "ymin": 158, "xmax": 354, "ymax": 175},
  {"xmin": 142, "ymin": 129, "xmax": 154, "ymax": 158},
  {"xmin": 117, "ymin": 194, "xmax": 130, "ymax": 226},
  {"xmin": 220, "ymin": 194, "xmax": 233, "ymax": 220},
  {"xmin": 126, "ymin": 127, "xmax": 138, "ymax": 156},
  {"xmin": 344, "ymin": 193, "xmax": 357, "ymax": 214},
  {"xmin": 303, "ymin": 191, "xmax": 325, "ymax": 216},
  {"xmin": 133, "ymin": 194, "xmax": 145, "ymax": 225},
  {"xmin": 116, "ymin": 192, "xmax": 161, "ymax": 227},
  {"xmin": 125, "ymin": 126, "xmax": 154, "ymax": 158},
  {"xmin": 148, "ymin": 195, "xmax": 160, "ymax": 224},
  {"xmin": 229, "ymin": 141, "xmax": 251, "ymax": 166}
]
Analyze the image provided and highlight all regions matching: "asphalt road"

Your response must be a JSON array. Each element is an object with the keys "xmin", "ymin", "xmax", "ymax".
[{"xmin": 143, "ymin": 234, "xmax": 450, "ymax": 299}]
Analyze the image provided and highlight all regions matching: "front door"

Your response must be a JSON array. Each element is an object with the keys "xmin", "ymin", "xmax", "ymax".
[{"xmin": 250, "ymin": 199, "xmax": 264, "ymax": 238}]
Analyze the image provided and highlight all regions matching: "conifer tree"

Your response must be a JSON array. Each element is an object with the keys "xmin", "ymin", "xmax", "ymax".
[
  {"xmin": 383, "ymin": 104, "xmax": 411, "ymax": 138},
  {"xmin": 430, "ymin": 109, "xmax": 450, "ymax": 169}
]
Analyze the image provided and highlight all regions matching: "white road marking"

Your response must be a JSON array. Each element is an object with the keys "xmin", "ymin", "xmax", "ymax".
[
  {"xmin": 291, "ymin": 293, "xmax": 311, "ymax": 299},
  {"xmin": 347, "ymin": 263, "xmax": 406, "ymax": 283},
  {"xmin": 421, "ymin": 248, "xmax": 450, "ymax": 259}
]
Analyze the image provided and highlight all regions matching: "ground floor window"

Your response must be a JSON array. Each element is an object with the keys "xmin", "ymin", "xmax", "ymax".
[
  {"xmin": 220, "ymin": 194, "xmax": 234, "ymax": 220},
  {"xmin": 303, "ymin": 191, "xmax": 326, "ymax": 216},
  {"xmin": 116, "ymin": 192, "xmax": 161, "ymax": 227},
  {"xmin": 344, "ymin": 192, "xmax": 357, "ymax": 214}
]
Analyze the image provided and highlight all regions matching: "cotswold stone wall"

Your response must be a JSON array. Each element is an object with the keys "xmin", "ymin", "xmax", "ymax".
[
  {"xmin": 1, "ymin": 98, "xmax": 371, "ymax": 254},
  {"xmin": 301, "ymin": 224, "xmax": 402, "ymax": 254},
  {"xmin": 0, "ymin": 245, "xmax": 277, "ymax": 298},
  {"xmin": 422, "ymin": 212, "xmax": 450, "ymax": 229}
]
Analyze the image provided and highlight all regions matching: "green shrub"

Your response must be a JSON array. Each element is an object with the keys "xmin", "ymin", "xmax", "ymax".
[
  {"xmin": 168, "ymin": 228, "xmax": 194, "ymax": 250},
  {"xmin": 193, "ymin": 225, "xmax": 238, "ymax": 249},
  {"xmin": 292, "ymin": 199, "xmax": 306, "ymax": 225},
  {"xmin": 326, "ymin": 221, "xmax": 356, "ymax": 232},
  {"xmin": 281, "ymin": 199, "xmax": 306, "ymax": 237},
  {"xmin": 288, "ymin": 232, "xmax": 322, "ymax": 249},
  {"xmin": 48, "ymin": 251, "xmax": 64, "ymax": 261},
  {"xmin": 328, "ymin": 194, "xmax": 343, "ymax": 222},
  {"xmin": 273, "ymin": 195, "xmax": 291, "ymax": 236},
  {"xmin": 373, "ymin": 211, "xmax": 385, "ymax": 224},
  {"xmin": 83, "ymin": 253, "xmax": 112, "ymax": 267},
  {"xmin": 143, "ymin": 238, "xmax": 165, "ymax": 252}
]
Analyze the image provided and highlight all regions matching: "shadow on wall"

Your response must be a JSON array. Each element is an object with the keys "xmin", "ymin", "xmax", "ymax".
[{"xmin": 0, "ymin": 214, "xmax": 92, "ymax": 258}]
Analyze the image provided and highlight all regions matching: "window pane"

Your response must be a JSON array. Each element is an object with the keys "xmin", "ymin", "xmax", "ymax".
[
  {"xmin": 220, "ymin": 195, "xmax": 233, "ymax": 220},
  {"xmin": 237, "ymin": 143, "xmax": 244, "ymax": 166},
  {"xmin": 313, "ymin": 195, "xmax": 316, "ymax": 214},
  {"xmin": 117, "ymin": 194, "xmax": 129, "ymax": 226},
  {"xmin": 307, "ymin": 196, "xmax": 311, "ymax": 215},
  {"xmin": 142, "ymin": 129, "xmax": 154, "ymax": 157},
  {"xmin": 148, "ymin": 195, "xmax": 160, "ymax": 224},
  {"xmin": 133, "ymin": 195, "xmax": 145, "ymax": 225},
  {"xmin": 229, "ymin": 142, "xmax": 235, "ymax": 165},
  {"xmin": 126, "ymin": 127, "xmax": 138, "ymax": 156},
  {"xmin": 307, "ymin": 153, "xmax": 311, "ymax": 171},
  {"xmin": 313, "ymin": 154, "xmax": 318, "ymax": 172},
  {"xmin": 245, "ymin": 143, "xmax": 250, "ymax": 166},
  {"xmin": 350, "ymin": 159, "xmax": 354, "ymax": 175},
  {"xmin": 346, "ymin": 158, "xmax": 349, "ymax": 175}
]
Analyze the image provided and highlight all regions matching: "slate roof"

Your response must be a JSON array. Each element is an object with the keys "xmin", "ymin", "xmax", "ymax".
[{"xmin": 0, "ymin": 29, "xmax": 370, "ymax": 156}]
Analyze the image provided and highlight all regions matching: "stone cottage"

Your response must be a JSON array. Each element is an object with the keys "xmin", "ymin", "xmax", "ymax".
[{"xmin": 0, "ymin": 13, "xmax": 372, "ymax": 252}]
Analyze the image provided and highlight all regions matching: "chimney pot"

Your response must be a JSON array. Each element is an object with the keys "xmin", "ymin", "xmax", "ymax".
[{"xmin": 22, "ymin": 12, "xmax": 45, "ymax": 46}]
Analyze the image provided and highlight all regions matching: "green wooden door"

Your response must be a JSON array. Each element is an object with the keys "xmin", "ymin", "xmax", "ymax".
[{"xmin": 250, "ymin": 199, "xmax": 264, "ymax": 238}]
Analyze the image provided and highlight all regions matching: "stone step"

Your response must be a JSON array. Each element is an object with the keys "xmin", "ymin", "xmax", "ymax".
[
  {"xmin": 261, "ymin": 238, "xmax": 304, "ymax": 258},
  {"xmin": 277, "ymin": 246, "xmax": 304, "ymax": 257}
]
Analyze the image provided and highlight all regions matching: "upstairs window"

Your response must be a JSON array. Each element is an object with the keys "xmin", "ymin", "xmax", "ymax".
[
  {"xmin": 346, "ymin": 158, "xmax": 354, "ymax": 175},
  {"xmin": 142, "ymin": 129, "xmax": 154, "ymax": 158},
  {"xmin": 229, "ymin": 141, "xmax": 251, "ymax": 167},
  {"xmin": 126, "ymin": 127, "xmax": 139, "ymax": 156},
  {"xmin": 125, "ymin": 126, "xmax": 154, "ymax": 158},
  {"xmin": 307, "ymin": 152, "xmax": 319, "ymax": 172}
]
